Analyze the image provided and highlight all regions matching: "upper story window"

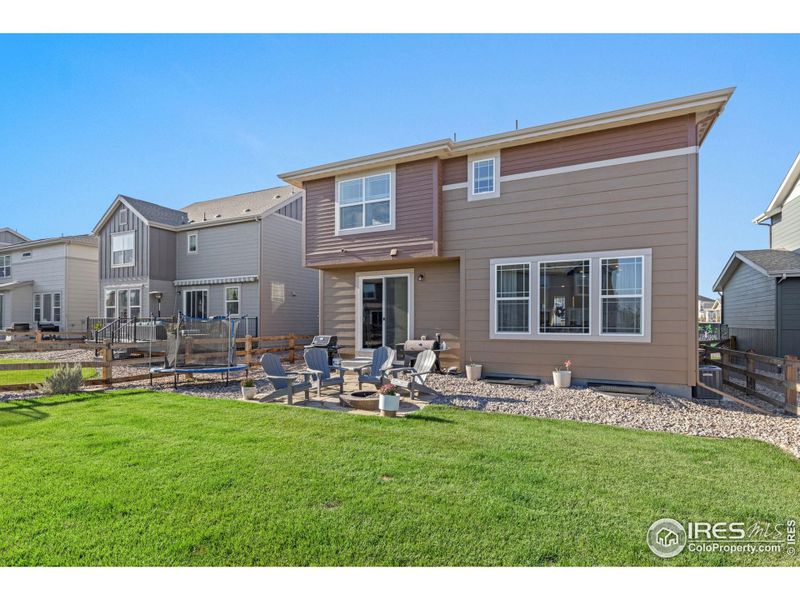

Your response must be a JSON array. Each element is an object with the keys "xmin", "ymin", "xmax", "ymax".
[
  {"xmin": 187, "ymin": 232, "xmax": 198, "ymax": 254},
  {"xmin": 21, "ymin": 251, "xmax": 32, "ymax": 259},
  {"xmin": 118, "ymin": 208, "xmax": 129, "ymax": 228},
  {"xmin": 0, "ymin": 255, "xmax": 9, "ymax": 278},
  {"xmin": 468, "ymin": 153, "xmax": 500, "ymax": 201},
  {"xmin": 111, "ymin": 232, "xmax": 135, "ymax": 268},
  {"xmin": 336, "ymin": 171, "xmax": 394, "ymax": 235}
]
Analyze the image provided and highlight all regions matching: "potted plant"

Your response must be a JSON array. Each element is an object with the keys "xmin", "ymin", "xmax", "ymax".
[
  {"xmin": 552, "ymin": 360, "xmax": 572, "ymax": 388},
  {"xmin": 378, "ymin": 383, "xmax": 401, "ymax": 417},
  {"xmin": 241, "ymin": 378, "xmax": 257, "ymax": 400},
  {"xmin": 465, "ymin": 356, "xmax": 482, "ymax": 382}
]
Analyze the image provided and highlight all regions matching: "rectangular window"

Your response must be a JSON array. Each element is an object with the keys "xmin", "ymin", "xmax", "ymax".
[
  {"xmin": 472, "ymin": 158, "xmax": 495, "ymax": 195},
  {"xmin": 539, "ymin": 260, "xmax": 590, "ymax": 334},
  {"xmin": 184, "ymin": 290, "xmax": 208, "ymax": 319},
  {"xmin": 225, "ymin": 286, "xmax": 240, "ymax": 315},
  {"xmin": 21, "ymin": 252, "xmax": 32, "ymax": 259},
  {"xmin": 601, "ymin": 257, "xmax": 643, "ymax": 335},
  {"xmin": 104, "ymin": 289, "xmax": 116, "ymax": 318},
  {"xmin": 0, "ymin": 255, "xmax": 9, "ymax": 278},
  {"xmin": 119, "ymin": 208, "xmax": 129, "ymax": 227},
  {"xmin": 111, "ymin": 232, "xmax": 135, "ymax": 267},
  {"xmin": 495, "ymin": 263, "xmax": 530, "ymax": 333},
  {"xmin": 34, "ymin": 292, "xmax": 62, "ymax": 323},
  {"xmin": 337, "ymin": 172, "xmax": 392, "ymax": 233},
  {"xmin": 187, "ymin": 233, "xmax": 198, "ymax": 254}
]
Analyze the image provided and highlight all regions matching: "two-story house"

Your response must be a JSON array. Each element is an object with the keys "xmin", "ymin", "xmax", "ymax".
[
  {"xmin": 0, "ymin": 229, "xmax": 98, "ymax": 332},
  {"xmin": 715, "ymin": 153, "xmax": 800, "ymax": 356},
  {"xmin": 280, "ymin": 88, "xmax": 734, "ymax": 397},
  {"xmin": 91, "ymin": 186, "xmax": 318, "ymax": 335}
]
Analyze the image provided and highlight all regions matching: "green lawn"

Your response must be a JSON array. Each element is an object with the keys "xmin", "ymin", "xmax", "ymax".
[
  {"xmin": 0, "ymin": 390, "xmax": 798, "ymax": 566},
  {"xmin": 0, "ymin": 358, "xmax": 96, "ymax": 385}
]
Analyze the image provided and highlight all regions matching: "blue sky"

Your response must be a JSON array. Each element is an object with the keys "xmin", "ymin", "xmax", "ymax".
[{"xmin": 1, "ymin": 34, "xmax": 798, "ymax": 295}]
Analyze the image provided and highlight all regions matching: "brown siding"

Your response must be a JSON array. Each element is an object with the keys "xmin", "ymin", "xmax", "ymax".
[
  {"xmin": 304, "ymin": 159, "xmax": 440, "ymax": 268},
  {"xmin": 442, "ymin": 156, "xmax": 467, "ymax": 185},
  {"xmin": 321, "ymin": 260, "xmax": 460, "ymax": 367},
  {"xmin": 442, "ymin": 153, "xmax": 694, "ymax": 389},
  {"xmin": 500, "ymin": 115, "xmax": 695, "ymax": 177}
]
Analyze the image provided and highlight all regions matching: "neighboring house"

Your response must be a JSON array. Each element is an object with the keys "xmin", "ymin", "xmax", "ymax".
[
  {"xmin": 714, "ymin": 155, "xmax": 800, "ymax": 356},
  {"xmin": 91, "ymin": 186, "xmax": 318, "ymax": 336},
  {"xmin": 280, "ymin": 88, "xmax": 734, "ymax": 397},
  {"xmin": 0, "ymin": 232, "xmax": 99, "ymax": 332},
  {"xmin": 698, "ymin": 295, "xmax": 720, "ymax": 323}
]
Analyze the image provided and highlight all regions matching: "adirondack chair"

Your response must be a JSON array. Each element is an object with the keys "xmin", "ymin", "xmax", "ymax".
[
  {"xmin": 385, "ymin": 349, "xmax": 437, "ymax": 400},
  {"xmin": 355, "ymin": 346, "xmax": 396, "ymax": 390},
  {"xmin": 304, "ymin": 347, "xmax": 346, "ymax": 400},
  {"xmin": 260, "ymin": 354, "xmax": 312, "ymax": 405}
]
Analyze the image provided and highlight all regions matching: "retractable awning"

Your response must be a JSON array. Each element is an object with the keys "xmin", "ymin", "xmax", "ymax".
[{"xmin": 173, "ymin": 275, "xmax": 258, "ymax": 286}]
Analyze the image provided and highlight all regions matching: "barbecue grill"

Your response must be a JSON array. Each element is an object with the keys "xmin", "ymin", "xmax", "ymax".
[
  {"xmin": 396, "ymin": 334, "xmax": 446, "ymax": 370},
  {"xmin": 304, "ymin": 335, "xmax": 340, "ymax": 364}
]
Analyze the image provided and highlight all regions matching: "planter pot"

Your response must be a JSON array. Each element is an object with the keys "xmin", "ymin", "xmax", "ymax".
[
  {"xmin": 466, "ymin": 364, "xmax": 483, "ymax": 382},
  {"xmin": 379, "ymin": 393, "xmax": 401, "ymax": 417},
  {"xmin": 552, "ymin": 370, "xmax": 572, "ymax": 388},
  {"xmin": 241, "ymin": 386, "xmax": 257, "ymax": 400}
]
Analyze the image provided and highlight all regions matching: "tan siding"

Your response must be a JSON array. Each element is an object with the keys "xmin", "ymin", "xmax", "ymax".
[
  {"xmin": 501, "ymin": 115, "xmax": 694, "ymax": 177},
  {"xmin": 443, "ymin": 154, "xmax": 693, "ymax": 388},
  {"xmin": 321, "ymin": 260, "xmax": 460, "ymax": 367},
  {"xmin": 304, "ymin": 159, "xmax": 439, "ymax": 267}
]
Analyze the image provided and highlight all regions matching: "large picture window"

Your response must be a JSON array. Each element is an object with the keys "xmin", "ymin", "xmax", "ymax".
[
  {"xmin": 111, "ymin": 232, "xmax": 135, "ymax": 267},
  {"xmin": 539, "ymin": 260, "xmax": 590, "ymax": 334},
  {"xmin": 601, "ymin": 257, "xmax": 643, "ymax": 335},
  {"xmin": 337, "ymin": 172, "xmax": 392, "ymax": 233},
  {"xmin": 491, "ymin": 250, "xmax": 651, "ymax": 342},
  {"xmin": 495, "ymin": 263, "xmax": 530, "ymax": 333}
]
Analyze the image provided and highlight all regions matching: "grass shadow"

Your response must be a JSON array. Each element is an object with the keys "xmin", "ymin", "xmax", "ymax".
[{"xmin": 404, "ymin": 412, "xmax": 455, "ymax": 424}]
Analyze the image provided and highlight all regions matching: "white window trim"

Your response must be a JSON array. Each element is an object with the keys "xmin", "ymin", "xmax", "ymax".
[
  {"xmin": 183, "ymin": 288, "xmax": 209, "ymax": 318},
  {"xmin": 187, "ymin": 232, "xmax": 199, "ymax": 254},
  {"xmin": 33, "ymin": 291, "xmax": 63, "ymax": 323},
  {"xmin": 118, "ymin": 207, "xmax": 129, "ymax": 228},
  {"xmin": 224, "ymin": 285, "xmax": 241, "ymax": 316},
  {"xmin": 490, "ymin": 249, "xmax": 652, "ymax": 343},
  {"xmin": 335, "ymin": 168, "xmax": 396, "ymax": 236},
  {"xmin": 354, "ymin": 268, "xmax": 414, "ymax": 355},
  {"xmin": 0, "ymin": 255, "xmax": 10, "ymax": 278},
  {"xmin": 21, "ymin": 251, "xmax": 32, "ymax": 260},
  {"xmin": 599, "ymin": 255, "xmax": 646, "ymax": 338},
  {"xmin": 110, "ymin": 231, "xmax": 135, "ymax": 268},
  {"xmin": 468, "ymin": 152, "xmax": 500, "ymax": 201},
  {"xmin": 103, "ymin": 286, "xmax": 143, "ymax": 319},
  {"xmin": 537, "ymin": 258, "xmax": 592, "ymax": 337},
  {"xmin": 493, "ymin": 262, "xmax": 532, "ymax": 335}
]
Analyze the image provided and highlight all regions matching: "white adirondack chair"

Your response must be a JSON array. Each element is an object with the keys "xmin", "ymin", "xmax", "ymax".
[{"xmin": 385, "ymin": 349, "xmax": 437, "ymax": 399}]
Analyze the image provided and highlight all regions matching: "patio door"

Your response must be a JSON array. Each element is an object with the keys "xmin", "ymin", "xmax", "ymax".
[
  {"xmin": 357, "ymin": 272, "xmax": 412, "ymax": 352},
  {"xmin": 184, "ymin": 289, "xmax": 208, "ymax": 319}
]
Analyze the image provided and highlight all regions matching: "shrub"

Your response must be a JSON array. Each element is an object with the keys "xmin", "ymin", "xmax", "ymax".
[
  {"xmin": 38, "ymin": 363, "xmax": 84, "ymax": 395},
  {"xmin": 241, "ymin": 378, "xmax": 255, "ymax": 388}
]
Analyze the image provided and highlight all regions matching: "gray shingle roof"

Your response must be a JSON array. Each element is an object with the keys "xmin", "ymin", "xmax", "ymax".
[
  {"xmin": 179, "ymin": 185, "xmax": 297, "ymax": 223},
  {"xmin": 738, "ymin": 249, "xmax": 800, "ymax": 275},
  {"xmin": 121, "ymin": 196, "xmax": 189, "ymax": 227}
]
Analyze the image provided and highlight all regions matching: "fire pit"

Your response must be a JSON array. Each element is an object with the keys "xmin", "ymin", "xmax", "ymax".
[{"xmin": 339, "ymin": 390, "xmax": 379, "ymax": 411}]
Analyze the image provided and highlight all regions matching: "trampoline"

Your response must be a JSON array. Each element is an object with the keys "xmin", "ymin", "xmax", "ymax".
[{"xmin": 149, "ymin": 314, "xmax": 249, "ymax": 388}]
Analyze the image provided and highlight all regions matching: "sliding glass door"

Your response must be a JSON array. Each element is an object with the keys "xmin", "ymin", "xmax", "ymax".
[{"xmin": 358, "ymin": 273, "xmax": 410, "ymax": 352}]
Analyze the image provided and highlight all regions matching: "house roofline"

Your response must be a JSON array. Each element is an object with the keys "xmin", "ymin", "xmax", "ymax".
[
  {"xmin": 753, "ymin": 152, "xmax": 800, "ymax": 224},
  {"xmin": 713, "ymin": 250, "xmax": 800, "ymax": 291},
  {"xmin": 0, "ymin": 227, "xmax": 30, "ymax": 243},
  {"xmin": 0, "ymin": 235, "xmax": 97, "ymax": 252},
  {"xmin": 279, "ymin": 87, "xmax": 735, "ymax": 187}
]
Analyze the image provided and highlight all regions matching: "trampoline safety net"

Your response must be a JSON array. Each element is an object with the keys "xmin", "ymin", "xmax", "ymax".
[{"xmin": 163, "ymin": 315, "xmax": 237, "ymax": 369}]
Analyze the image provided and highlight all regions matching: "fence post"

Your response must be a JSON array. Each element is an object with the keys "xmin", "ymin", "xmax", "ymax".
[
  {"xmin": 721, "ymin": 348, "xmax": 730, "ymax": 385},
  {"xmin": 245, "ymin": 335, "xmax": 253, "ymax": 366},
  {"xmin": 102, "ymin": 340, "xmax": 113, "ymax": 388},
  {"xmin": 185, "ymin": 337, "xmax": 194, "ymax": 381},
  {"xmin": 746, "ymin": 350, "xmax": 756, "ymax": 393},
  {"xmin": 35, "ymin": 330, "xmax": 42, "ymax": 345},
  {"xmin": 288, "ymin": 333, "xmax": 296, "ymax": 364},
  {"xmin": 785, "ymin": 355, "xmax": 798, "ymax": 416}
]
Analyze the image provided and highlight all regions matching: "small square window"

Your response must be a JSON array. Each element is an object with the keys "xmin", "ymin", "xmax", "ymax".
[{"xmin": 472, "ymin": 158, "xmax": 495, "ymax": 195}]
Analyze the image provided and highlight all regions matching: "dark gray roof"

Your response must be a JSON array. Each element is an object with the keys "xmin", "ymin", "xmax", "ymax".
[
  {"xmin": 121, "ymin": 195, "xmax": 189, "ymax": 227},
  {"xmin": 180, "ymin": 185, "xmax": 297, "ymax": 223},
  {"xmin": 738, "ymin": 249, "xmax": 800, "ymax": 275}
]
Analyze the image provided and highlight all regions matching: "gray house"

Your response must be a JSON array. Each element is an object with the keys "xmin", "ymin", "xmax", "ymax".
[
  {"xmin": 0, "ymin": 230, "xmax": 98, "ymax": 332},
  {"xmin": 714, "ymin": 153, "xmax": 800, "ymax": 356},
  {"xmin": 91, "ymin": 186, "xmax": 318, "ymax": 336}
]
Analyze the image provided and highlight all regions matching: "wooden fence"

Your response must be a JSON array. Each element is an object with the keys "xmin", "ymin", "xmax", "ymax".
[
  {"xmin": 0, "ymin": 333, "xmax": 312, "ymax": 392},
  {"xmin": 700, "ymin": 344, "xmax": 798, "ymax": 416}
]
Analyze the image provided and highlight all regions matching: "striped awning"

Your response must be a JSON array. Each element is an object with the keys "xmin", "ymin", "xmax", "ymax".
[{"xmin": 173, "ymin": 275, "xmax": 258, "ymax": 286}]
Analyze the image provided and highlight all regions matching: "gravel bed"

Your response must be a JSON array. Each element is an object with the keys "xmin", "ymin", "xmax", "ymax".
[{"xmin": 426, "ymin": 374, "xmax": 800, "ymax": 458}]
